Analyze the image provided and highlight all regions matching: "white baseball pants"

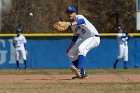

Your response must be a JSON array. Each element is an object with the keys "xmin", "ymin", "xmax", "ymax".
[
  {"xmin": 15, "ymin": 46, "xmax": 27, "ymax": 61},
  {"xmin": 67, "ymin": 36, "xmax": 100, "ymax": 61},
  {"xmin": 117, "ymin": 44, "xmax": 128, "ymax": 61}
]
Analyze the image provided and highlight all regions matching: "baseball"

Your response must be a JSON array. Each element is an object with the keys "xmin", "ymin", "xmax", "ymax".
[{"xmin": 29, "ymin": 12, "xmax": 33, "ymax": 16}]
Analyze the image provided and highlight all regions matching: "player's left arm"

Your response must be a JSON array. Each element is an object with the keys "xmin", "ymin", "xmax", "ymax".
[{"xmin": 71, "ymin": 18, "xmax": 85, "ymax": 26}]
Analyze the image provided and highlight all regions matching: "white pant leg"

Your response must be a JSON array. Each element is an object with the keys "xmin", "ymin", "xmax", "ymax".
[
  {"xmin": 79, "ymin": 36, "xmax": 100, "ymax": 56},
  {"xmin": 117, "ymin": 45, "xmax": 124, "ymax": 59},
  {"xmin": 67, "ymin": 41, "xmax": 82, "ymax": 61},
  {"xmin": 123, "ymin": 45, "xmax": 128, "ymax": 61},
  {"xmin": 16, "ymin": 49, "xmax": 20, "ymax": 61},
  {"xmin": 67, "ymin": 36, "xmax": 100, "ymax": 61},
  {"xmin": 16, "ymin": 47, "xmax": 27, "ymax": 61}
]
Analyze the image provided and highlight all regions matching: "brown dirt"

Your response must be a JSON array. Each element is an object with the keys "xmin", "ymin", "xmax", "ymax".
[{"xmin": 0, "ymin": 74, "xmax": 140, "ymax": 83}]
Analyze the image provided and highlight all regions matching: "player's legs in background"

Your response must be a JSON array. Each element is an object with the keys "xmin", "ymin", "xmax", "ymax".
[
  {"xmin": 21, "ymin": 47, "xmax": 28, "ymax": 69},
  {"xmin": 123, "ymin": 45, "xmax": 128, "ymax": 69},
  {"xmin": 124, "ymin": 61, "xmax": 127, "ymax": 69},
  {"xmin": 113, "ymin": 59, "xmax": 119, "ymax": 69},
  {"xmin": 24, "ymin": 60, "xmax": 28, "ymax": 69},
  {"xmin": 16, "ymin": 60, "xmax": 19, "ymax": 70},
  {"xmin": 15, "ymin": 49, "xmax": 20, "ymax": 70},
  {"xmin": 113, "ymin": 45, "xmax": 124, "ymax": 69}
]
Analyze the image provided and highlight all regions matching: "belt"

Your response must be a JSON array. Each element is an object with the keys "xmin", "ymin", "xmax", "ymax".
[
  {"xmin": 16, "ymin": 46, "xmax": 21, "ymax": 48},
  {"xmin": 95, "ymin": 35, "xmax": 100, "ymax": 37}
]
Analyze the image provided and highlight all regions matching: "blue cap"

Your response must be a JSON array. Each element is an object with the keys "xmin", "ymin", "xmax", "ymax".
[
  {"xmin": 115, "ymin": 25, "xmax": 122, "ymax": 32},
  {"xmin": 66, "ymin": 6, "xmax": 76, "ymax": 12},
  {"xmin": 117, "ymin": 25, "xmax": 122, "ymax": 30},
  {"xmin": 16, "ymin": 28, "xmax": 22, "ymax": 33}
]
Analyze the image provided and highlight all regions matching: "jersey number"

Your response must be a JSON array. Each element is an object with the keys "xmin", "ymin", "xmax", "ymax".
[
  {"xmin": 75, "ymin": 26, "xmax": 86, "ymax": 35},
  {"xmin": 81, "ymin": 29, "xmax": 86, "ymax": 34}
]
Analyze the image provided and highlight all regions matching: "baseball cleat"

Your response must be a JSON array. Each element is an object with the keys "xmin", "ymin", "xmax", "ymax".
[
  {"xmin": 70, "ymin": 66, "xmax": 81, "ymax": 77},
  {"xmin": 72, "ymin": 75, "xmax": 81, "ymax": 79},
  {"xmin": 80, "ymin": 74, "xmax": 88, "ymax": 79}
]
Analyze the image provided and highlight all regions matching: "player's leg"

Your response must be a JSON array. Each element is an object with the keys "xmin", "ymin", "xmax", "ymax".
[
  {"xmin": 123, "ymin": 45, "xmax": 128, "ymax": 69},
  {"xmin": 20, "ymin": 47, "xmax": 28, "ymax": 69},
  {"xmin": 70, "ymin": 66, "xmax": 81, "ymax": 79},
  {"xmin": 77, "ymin": 55, "xmax": 87, "ymax": 78},
  {"xmin": 67, "ymin": 40, "xmax": 83, "ymax": 67},
  {"xmin": 124, "ymin": 61, "xmax": 127, "ymax": 69},
  {"xmin": 67, "ymin": 43, "xmax": 81, "ymax": 79},
  {"xmin": 67, "ymin": 44, "xmax": 79, "ymax": 63},
  {"xmin": 113, "ymin": 59, "xmax": 119, "ymax": 69},
  {"xmin": 78, "ymin": 36, "xmax": 100, "ymax": 78},
  {"xmin": 114, "ymin": 45, "xmax": 123, "ymax": 69},
  {"xmin": 72, "ymin": 59, "xmax": 78, "ymax": 68},
  {"xmin": 15, "ymin": 49, "xmax": 20, "ymax": 70}
]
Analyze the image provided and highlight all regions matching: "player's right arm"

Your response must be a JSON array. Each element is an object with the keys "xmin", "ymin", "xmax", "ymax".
[{"xmin": 22, "ymin": 35, "xmax": 27, "ymax": 50}]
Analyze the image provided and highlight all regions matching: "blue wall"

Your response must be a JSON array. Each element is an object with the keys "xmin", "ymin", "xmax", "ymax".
[
  {"xmin": 138, "ymin": 0, "xmax": 140, "ymax": 11},
  {"xmin": 0, "ymin": 37, "xmax": 140, "ymax": 69}
]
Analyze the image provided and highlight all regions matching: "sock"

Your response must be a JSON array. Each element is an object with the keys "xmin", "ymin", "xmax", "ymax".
[
  {"xmin": 124, "ymin": 61, "xmax": 127, "ymax": 69},
  {"xmin": 113, "ymin": 59, "xmax": 118, "ymax": 69},
  {"xmin": 24, "ymin": 60, "xmax": 27, "ymax": 69},
  {"xmin": 16, "ymin": 61, "xmax": 19, "ymax": 68},
  {"xmin": 78, "ymin": 55, "xmax": 85, "ymax": 76},
  {"xmin": 72, "ymin": 59, "xmax": 78, "ymax": 68}
]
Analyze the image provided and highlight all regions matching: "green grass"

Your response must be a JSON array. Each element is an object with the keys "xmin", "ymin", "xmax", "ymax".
[
  {"xmin": 0, "ymin": 68, "xmax": 139, "ymax": 75},
  {"xmin": 0, "ymin": 82, "xmax": 140, "ymax": 93}
]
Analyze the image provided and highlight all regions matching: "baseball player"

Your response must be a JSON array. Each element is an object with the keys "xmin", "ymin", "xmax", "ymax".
[
  {"xmin": 113, "ymin": 25, "xmax": 133, "ymax": 69},
  {"xmin": 12, "ymin": 27, "xmax": 28, "ymax": 70},
  {"xmin": 65, "ymin": 6, "xmax": 100, "ymax": 79}
]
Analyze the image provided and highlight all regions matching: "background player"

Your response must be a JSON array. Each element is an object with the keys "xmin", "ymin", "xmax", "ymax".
[
  {"xmin": 66, "ymin": 6, "xmax": 100, "ymax": 79},
  {"xmin": 12, "ymin": 27, "xmax": 28, "ymax": 70},
  {"xmin": 113, "ymin": 25, "xmax": 133, "ymax": 69}
]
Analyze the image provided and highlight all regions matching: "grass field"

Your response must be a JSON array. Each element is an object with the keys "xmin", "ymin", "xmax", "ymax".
[
  {"xmin": 0, "ymin": 68, "xmax": 140, "ymax": 93},
  {"xmin": 0, "ymin": 68, "xmax": 140, "ymax": 75}
]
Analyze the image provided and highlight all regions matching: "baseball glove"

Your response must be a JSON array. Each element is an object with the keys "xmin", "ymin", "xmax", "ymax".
[{"xmin": 53, "ymin": 21, "xmax": 71, "ymax": 32}]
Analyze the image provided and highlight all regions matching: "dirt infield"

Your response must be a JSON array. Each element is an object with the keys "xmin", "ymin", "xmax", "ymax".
[{"xmin": 0, "ymin": 74, "xmax": 140, "ymax": 83}]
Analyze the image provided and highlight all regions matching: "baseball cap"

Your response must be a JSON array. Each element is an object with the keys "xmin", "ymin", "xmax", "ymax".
[
  {"xmin": 65, "ymin": 6, "xmax": 76, "ymax": 12},
  {"xmin": 117, "ymin": 25, "xmax": 122, "ymax": 30},
  {"xmin": 114, "ymin": 25, "xmax": 122, "ymax": 32},
  {"xmin": 16, "ymin": 28, "xmax": 22, "ymax": 33}
]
